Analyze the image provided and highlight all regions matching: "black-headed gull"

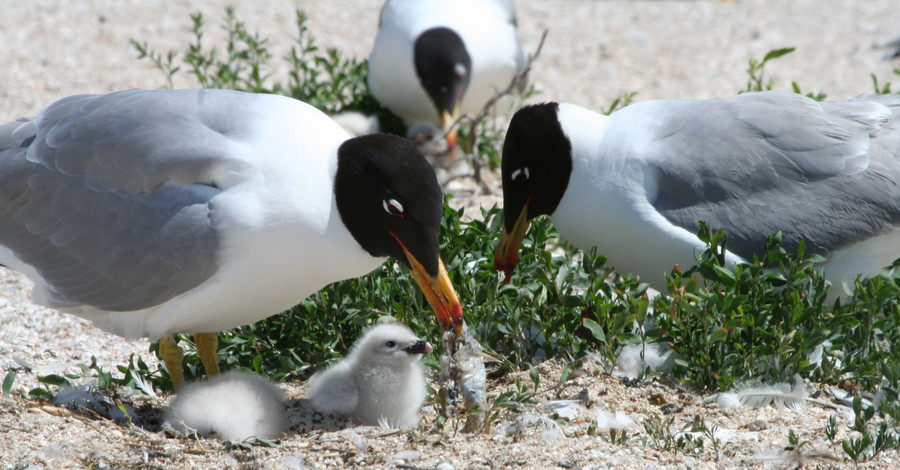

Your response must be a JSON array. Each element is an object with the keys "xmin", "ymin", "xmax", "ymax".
[
  {"xmin": 368, "ymin": 0, "xmax": 526, "ymax": 149},
  {"xmin": 495, "ymin": 91, "xmax": 900, "ymax": 293},
  {"xmin": 0, "ymin": 89, "xmax": 462, "ymax": 389}
]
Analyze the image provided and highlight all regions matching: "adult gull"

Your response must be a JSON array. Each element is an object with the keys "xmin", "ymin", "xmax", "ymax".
[
  {"xmin": 367, "ymin": 0, "xmax": 527, "ymax": 149},
  {"xmin": 0, "ymin": 89, "xmax": 463, "ymax": 389},
  {"xmin": 495, "ymin": 91, "xmax": 900, "ymax": 293}
]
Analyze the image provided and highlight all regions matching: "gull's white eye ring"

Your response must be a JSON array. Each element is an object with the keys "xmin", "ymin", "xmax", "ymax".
[
  {"xmin": 383, "ymin": 198, "xmax": 405, "ymax": 217},
  {"xmin": 511, "ymin": 167, "xmax": 530, "ymax": 182}
]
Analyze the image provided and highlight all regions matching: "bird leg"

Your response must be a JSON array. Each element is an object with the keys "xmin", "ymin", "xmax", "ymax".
[
  {"xmin": 159, "ymin": 335, "xmax": 185, "ymax": 391},
  {"xmin": 194, "ymin": 332, "xmax": 220, "ymax": 378}
]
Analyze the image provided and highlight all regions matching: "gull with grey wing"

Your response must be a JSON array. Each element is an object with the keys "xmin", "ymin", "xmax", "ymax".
[
  {"xmin": 496, "ymin": 91, "xmax": 900, "ymax": 293},
  {"xmin": 0, "ymin": 89, "xmax": 463, "ymax": 390}
]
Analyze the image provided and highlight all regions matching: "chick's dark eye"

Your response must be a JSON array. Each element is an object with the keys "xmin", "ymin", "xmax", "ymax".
[
  {"xmin": 383, "ymin": 198, "xmax": 405, "ymax": 218},
  {"xmin": 511, "ymin": 167, "xmax": 530, "ymax": 183},
  {"xmin": 385, "ymin": 341, "xmax": 396, "ymax": 348}
]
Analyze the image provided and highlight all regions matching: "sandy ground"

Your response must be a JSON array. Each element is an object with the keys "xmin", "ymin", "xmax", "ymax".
[
  {"xmin": 1, "ymin": 0, "xmax": 899, "ymax": 468},
  {"xmin": 2, "ymin": 0, "xmax": 899, "ymax": 123}
]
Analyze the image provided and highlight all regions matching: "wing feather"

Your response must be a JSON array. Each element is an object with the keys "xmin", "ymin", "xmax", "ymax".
[
  {"xmin": 644, "ymin": 91, "xmax": 900, "ymax": 258},
  {"xmin": 0, "ymin": 90, "xmax": 275, "ymax": 311}
]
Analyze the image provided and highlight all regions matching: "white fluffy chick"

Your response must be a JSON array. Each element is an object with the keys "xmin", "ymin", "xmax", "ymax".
[
  {"xmin": 308, "ymin": 323, "xmax": 432, "ymax": 427},
  {"xmin": 164, "ymin": 371, "xmax": 287, "ymax": 441}
]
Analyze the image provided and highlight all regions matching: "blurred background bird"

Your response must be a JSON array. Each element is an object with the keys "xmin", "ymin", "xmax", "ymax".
[{"xmin": 368, "ymin": 0, "xmax": 528, "ymax": 155}]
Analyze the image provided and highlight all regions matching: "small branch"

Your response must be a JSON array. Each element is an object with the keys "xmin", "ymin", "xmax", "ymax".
[
  {"xmin": 446, "ymin": 29, "xmax": 548, "ymax": 193},
  {"xmin": 462, "ymin": 28, "xmax": 548, "ymax": 130}
]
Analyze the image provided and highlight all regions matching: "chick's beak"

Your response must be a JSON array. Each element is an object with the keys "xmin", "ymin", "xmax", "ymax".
[
  {"xmin": 395, "ymin": 239, "xmax": 464, "ymax": 333},
  {"xmin": 494, "ymin": 199, "xmax": 532, "ymax": 285},
  {"xmin": 403, "ymin": 339, "xmax": 433, "ymax": 355}
]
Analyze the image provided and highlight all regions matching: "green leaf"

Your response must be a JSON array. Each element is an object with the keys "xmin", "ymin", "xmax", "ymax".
[
  {"xmin": 37, "ymin": 374, "xmax": 70, "ymax": 386},
  {"xmin": 2, "ymin": 371, "xmax": 15, "ymax": 397},
  {"xmin": 582, "ymin": 318, "xmax": 606, "ymax": 343},
  {"xmin": 762, "ymin": 47, "xmax": 795, "ymax": 63},
  {"xmin": 709, "ymin": 327, "xmax": 729, "ymax": 342}
]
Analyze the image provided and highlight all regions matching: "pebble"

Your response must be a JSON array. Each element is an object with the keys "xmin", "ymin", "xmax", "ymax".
[
  {"xmin": 391, "ymin": 450, "xmax": 423, "ymax": 462},
  {"xmin": 748, "ymin": 419, "xmax": 768, "ymax": 431}
]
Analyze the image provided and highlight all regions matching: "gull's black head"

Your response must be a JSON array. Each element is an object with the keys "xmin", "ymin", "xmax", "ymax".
[
  {"xmin": 335, "ymin": 133, "xmax": 442, "ymax": 275},
  {"xmin": 501, "ymin": 102, "xmax": 573, "ymax": 231},
  {"xmin": 495, "ymin": 103, "xmax": 573, "ymax": 282},
  {"xmin": 414, "ymin": 27, "xmax": 472, "ymax": 127},
  {"xmin": 335, "ymin": 133, "xmax": 463, "ymax": 331}
]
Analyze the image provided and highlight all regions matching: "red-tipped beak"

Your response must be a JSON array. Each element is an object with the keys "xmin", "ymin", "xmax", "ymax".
[
  {"xmin": 393, "ymin": 237, "xmax": 464, "ymax": 333},
  {"xmin": 494, "ymin": 200, "xmax": 532, "ymax": 285},
  {"xmin": 440, "ymin": 108, "xmax": 460, "ymax": 153}
]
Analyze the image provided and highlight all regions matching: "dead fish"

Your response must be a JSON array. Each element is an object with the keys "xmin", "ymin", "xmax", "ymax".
[{"xmin": 439, "ymin": 321, "xmax": 487, "ymax": 432}]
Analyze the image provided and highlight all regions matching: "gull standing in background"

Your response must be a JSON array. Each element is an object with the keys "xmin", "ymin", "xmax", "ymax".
[
  {"xmin": 368, "ymin": 0, "xmax": 527, "ymax": 150},
  {"xmin": 495, "ymin": 91, "xmax": 900, "ymax": 293},
  {"xmin": 0, "ymin": 89, "xmax": 463, "ymax": 390}
]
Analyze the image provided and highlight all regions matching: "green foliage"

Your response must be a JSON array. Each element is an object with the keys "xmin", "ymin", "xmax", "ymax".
[
  {"xmin": 605, "ymin": 428, "xmax": 630, "ymax": 445},
  {"xmin": 653, "ymin": 226, "xmax": 900, "ymax": 400},
  {"xmin": 824, "ymin": 414, "xmax": 838, "ymax": 444},
  {"xmin": 652, "ymin": 224, "xmax": 835, "ymax": 390},
  {"xmin": 871, "ymin": 73, "xmax": 894, "ymax": 95},
  {"xmin": 786, "ymin": 428, "xmax": 811, "ymax": 450},
  {"xmin": 840, "ymin": 396, "xmax": 900, "ymax": 463},
  {"xmin": 280, "ymin": 11, "xmax": 376, "ymax": 115},
  {"xmin": 133, "ymin": 7, "xmax": 404, "ymax": 134},
  {"xmin": 26, "ymin": 354, "xmax": 161, "ymax": 400},
  {"xmin": 744, "ymin": 47, "xmax": 826, "ymax": 100},
  {"xmin": 641, "ymin": 412, "xmax": 706, "ymax": 454},
  {"xmin": 744, "ymin": 47, "xmax": 795, "ymax": 92},
  {"xmin": 871, "ymin": 65, "xmax": 900, "ymax": 95},
  {"xmin": 601, "ymin": 92, "xmax": 637, "ymax": 115},
  {"xmin": 2, "ymin": 370, "xmax": 15, "ymax": 397}
]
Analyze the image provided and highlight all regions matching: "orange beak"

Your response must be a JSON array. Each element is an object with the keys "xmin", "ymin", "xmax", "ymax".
[
  {"xmin": 440, "ymin": 108, "xmax": 460, "ymax": 152},
  {"xmin": 395, "ymin": 239, "xmax": 464, "ymax": 333},
  {"xmin": 494, "ymin": 199, "xmax": 532, "ymax": 285}
]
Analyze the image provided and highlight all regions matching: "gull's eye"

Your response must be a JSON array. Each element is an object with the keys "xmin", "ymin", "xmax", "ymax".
[
  {"xmin": 385, "ymin": 341, "xmax": 396, "ymax": 348},
  {"xmin": 383, "ymin": 198, "xmax": 405, "ymax": 217},
  {"xmin": 511, "ymin": 167, "xmax": 530, "ymax": 183},
  {"xmin": 454, "ymin": 63, "xmax": 467, "ymax": 79}
]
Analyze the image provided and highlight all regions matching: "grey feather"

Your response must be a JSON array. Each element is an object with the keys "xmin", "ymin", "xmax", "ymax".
[
  {"xmin": 644, "ymin": 91, "xmax": 900, "ymax": 259},
  {"xmin": 0, "ymin": 90, "xmax": 253, "ymax": 311}
]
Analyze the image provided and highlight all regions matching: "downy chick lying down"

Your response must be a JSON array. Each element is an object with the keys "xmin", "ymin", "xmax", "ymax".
[{"xmin": 164, "ymin": 371, "xmax": 287, "ymax": 441}]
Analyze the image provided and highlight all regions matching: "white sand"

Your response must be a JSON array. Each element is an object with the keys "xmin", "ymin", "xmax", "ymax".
[{"xmin": 2, "ymin": 0, "xmax": 898, "ymax": 123}]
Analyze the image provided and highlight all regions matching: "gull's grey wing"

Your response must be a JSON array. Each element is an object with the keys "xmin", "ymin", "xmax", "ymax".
[
  {"xmin": 642, "ymin": 91, "xmax": 900, "ymax": 259},
  {"xmin": 0, "ymin": 89, "xmax": 263, "ymax": 311}
]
